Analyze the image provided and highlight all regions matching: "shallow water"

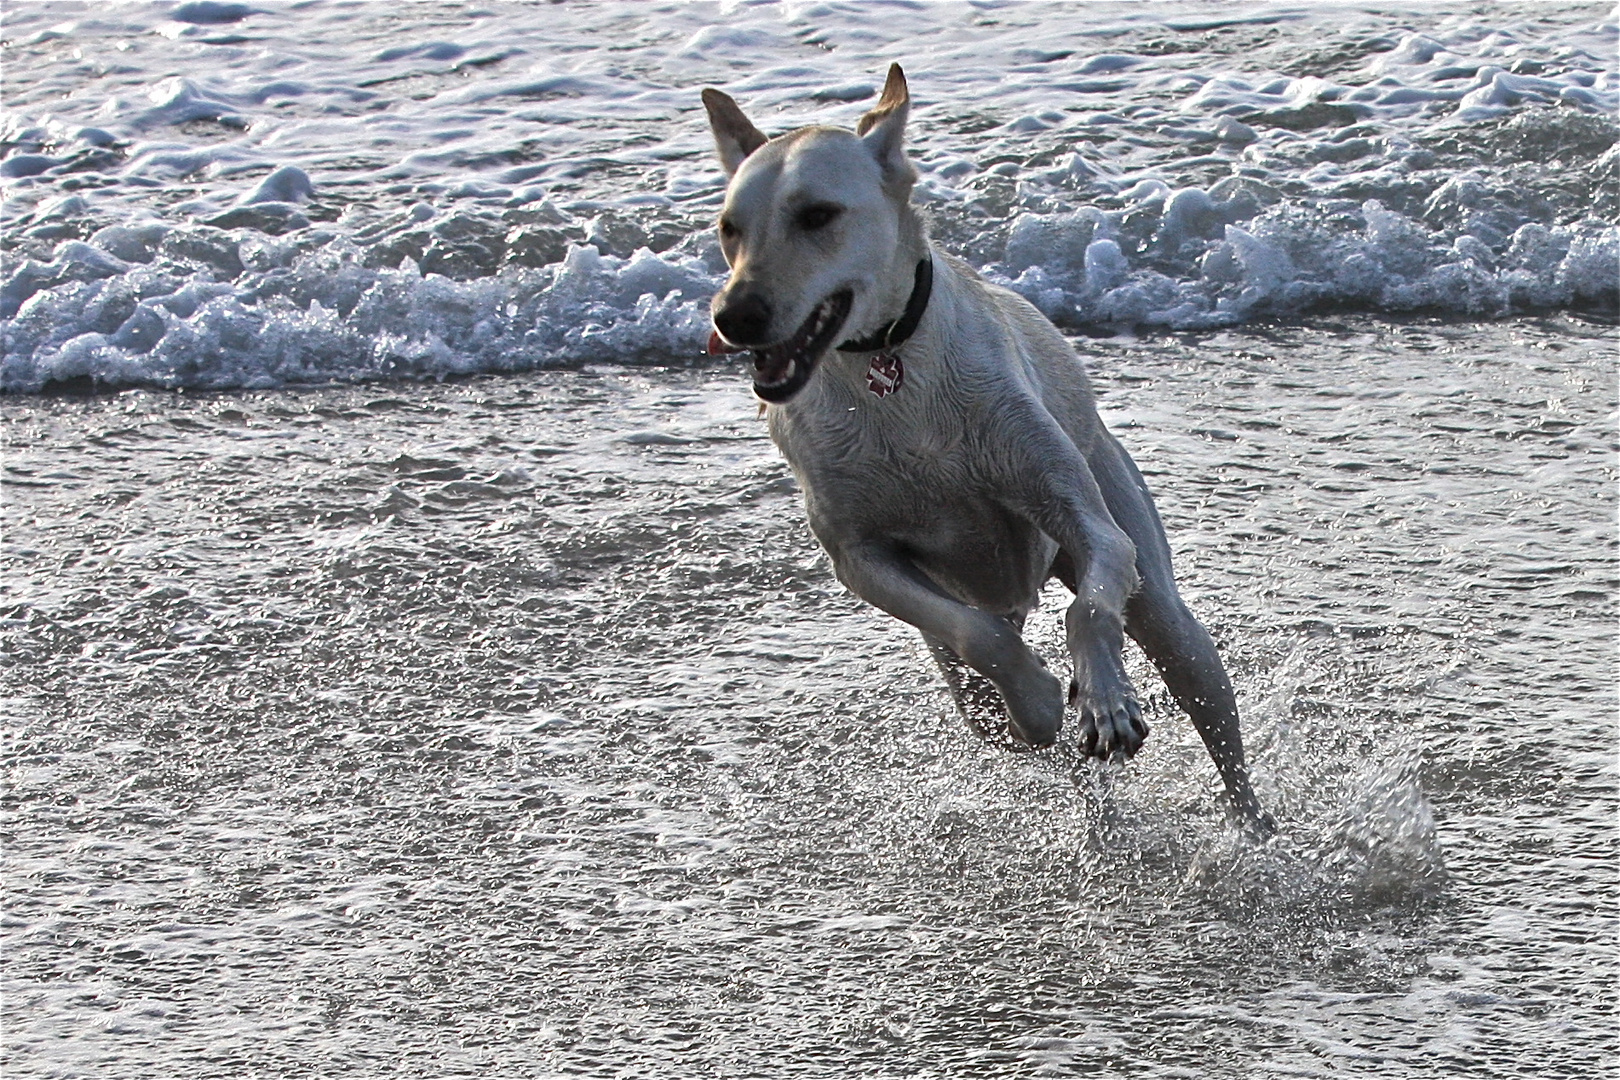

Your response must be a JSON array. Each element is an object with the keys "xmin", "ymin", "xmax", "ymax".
[{"xmin": 4, "ymin": 315, "xmax": 1614, "ymax": 1077}]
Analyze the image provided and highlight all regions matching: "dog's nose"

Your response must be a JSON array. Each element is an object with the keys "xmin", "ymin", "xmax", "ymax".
[{"xmin": 713, "ymin": 291, "xmax": 772, "ymax": 346}]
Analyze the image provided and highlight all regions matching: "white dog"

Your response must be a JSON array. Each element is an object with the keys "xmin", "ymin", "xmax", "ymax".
[{"xmin": 702, "ymin": 65, "xmax": 1270, "ymax": 830}]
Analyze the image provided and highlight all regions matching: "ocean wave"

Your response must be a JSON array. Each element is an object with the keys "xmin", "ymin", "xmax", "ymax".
[{"xmin": 2, "ymin": 2, "xmax": 1615, "ymax": 392}]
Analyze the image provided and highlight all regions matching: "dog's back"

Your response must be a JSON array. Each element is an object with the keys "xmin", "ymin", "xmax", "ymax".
[{"xmin": 947, "ymin": 253, "xmax": 1109, "ymax": 456}]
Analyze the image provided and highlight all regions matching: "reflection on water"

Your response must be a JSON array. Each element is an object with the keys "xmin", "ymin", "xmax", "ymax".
[{"xmin": 3, "ymin": 315, "xmax": 1615, "ymax": 1076}]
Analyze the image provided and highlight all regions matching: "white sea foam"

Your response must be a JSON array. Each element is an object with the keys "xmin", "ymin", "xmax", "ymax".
[{"xmin": 2, "ymin": 2, "xmax": 1614, "ymax": 391}]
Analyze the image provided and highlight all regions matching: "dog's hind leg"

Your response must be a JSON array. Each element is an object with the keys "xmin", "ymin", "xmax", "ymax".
[{"xmin": 1089, "ymin": 430, "xmax": 1272, "ymax": 832}]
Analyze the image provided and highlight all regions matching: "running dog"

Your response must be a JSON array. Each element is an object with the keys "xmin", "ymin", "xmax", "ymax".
[{"xmin": 701, "ymin": 65, "xmax": 1270, "ymax": 830}]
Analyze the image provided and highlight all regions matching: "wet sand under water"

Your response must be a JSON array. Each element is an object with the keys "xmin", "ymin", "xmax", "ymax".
[{"xmin": 2, "ymin": 315, "xmax": 1615, "ymax": 1078}]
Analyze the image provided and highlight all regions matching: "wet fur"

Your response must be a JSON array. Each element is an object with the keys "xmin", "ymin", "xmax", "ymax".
[{"xmin": 703, "ymin": 66, "xmax": 1270, "ymax": 830}]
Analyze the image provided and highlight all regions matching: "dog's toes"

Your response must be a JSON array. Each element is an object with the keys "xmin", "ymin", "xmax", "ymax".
[
  {"xmin": 1128, "ymin": 699, "xmax": 1150, "ymax": 740},
  {"xmin": 1119, "ymin": 698, "xmax": 1148, "ymax": 756},
  {"xmin": 1106, "ymin": 705, "xmax": 1136, "ymax": 758},
  {"xmin": 1085, "ymin": 728, "xmax": 1102, "ymax": 759},
  {"xmin": 1096, "ymin": 711, "xmax": 1120, "ymax": 758},
  {"xmin": 1078, "ymin": 695, "xmax": 1145, "ymax": 760},
  {"xmin": 1069, "ymin": 658, "xmax": 1142, "ymax": 760},
  {"xmin": 1075, "ymin": 709, "xmax": 1100, "ymax": 757}
]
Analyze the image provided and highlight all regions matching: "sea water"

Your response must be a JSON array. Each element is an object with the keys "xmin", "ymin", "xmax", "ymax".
[
  {"xmin": 1, "ymin": 1, "xmax": 1615, "ymax": 391},
  {"xmin": 2, "ymin": 3, "xmax": 1616, "ymax": 1078},
  {"xmin": 5, "ymin": 316, "xmax": 1614, "ymax": 1076}
]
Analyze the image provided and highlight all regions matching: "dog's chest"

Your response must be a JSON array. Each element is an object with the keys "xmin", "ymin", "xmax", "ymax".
[
  {"xmin": 774, "ymin": 401, "xmax": 1050, "ymax": 607},
  {"xmin": 772, "ymin": 395, "xmax": 1028, "ymax": 542},
  {"xmin": 774, "ymin": 392, "xmax": 965, "ymax": 495}
]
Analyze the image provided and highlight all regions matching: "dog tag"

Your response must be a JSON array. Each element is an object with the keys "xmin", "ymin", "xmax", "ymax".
[{"xmin": 866, "ymin": 351, "xmax": 904, "ymax": 397}]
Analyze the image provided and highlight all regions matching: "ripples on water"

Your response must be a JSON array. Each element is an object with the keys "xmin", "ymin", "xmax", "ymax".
[{"xmin": 4, "ymin": 316, "xmax": 1614, "ymax": 1076}]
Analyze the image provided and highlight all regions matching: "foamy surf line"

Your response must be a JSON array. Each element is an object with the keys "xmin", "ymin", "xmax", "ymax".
[{"xmin": 2, "ymin": 2, "xmax": 1615, "ymax": 393}]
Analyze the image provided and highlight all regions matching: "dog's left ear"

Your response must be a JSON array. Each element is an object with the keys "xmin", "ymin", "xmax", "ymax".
[
  {"xmin": 857, "ymin": 64, "xmax": 916, "ymax": 189},
  {"xmin": 702, "ymin": 88, "xmax": 768, "ymax": 177}
]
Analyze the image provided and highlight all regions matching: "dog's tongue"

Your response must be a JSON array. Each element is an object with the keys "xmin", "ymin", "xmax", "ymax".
[{"xmin": 708, "ymin": 330, "xmax": 742, "ymax": 356}]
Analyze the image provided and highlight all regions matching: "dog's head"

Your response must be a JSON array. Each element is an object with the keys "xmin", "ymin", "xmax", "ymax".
[{"xmin": 702, "ymin": 64, "xmax": 918, "ymax": 403}]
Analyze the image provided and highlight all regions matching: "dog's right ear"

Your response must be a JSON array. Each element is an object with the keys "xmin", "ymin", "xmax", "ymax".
[{"xmin": 702, "ymin": 88, "xmax": 768, "ymax": 177}]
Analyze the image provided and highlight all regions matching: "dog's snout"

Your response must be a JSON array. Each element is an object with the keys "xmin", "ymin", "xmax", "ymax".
[{"xmin": 713, "ymin": 292, "xmax": 772, "ymax": 346}]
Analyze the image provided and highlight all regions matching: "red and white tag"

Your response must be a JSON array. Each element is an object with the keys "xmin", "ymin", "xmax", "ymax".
[{"xmin": 866, "ymin": 351, "xmax": 904, "ymax": 397}]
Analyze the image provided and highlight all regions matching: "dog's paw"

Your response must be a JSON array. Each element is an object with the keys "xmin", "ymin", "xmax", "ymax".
[
  {"xmin": 1069, "ymin": 676, "xmax": 1147, "ymax": 761},
  {"xmin": 1001, "ymin": 666, "xmax": 1065, "ymax": 749}
]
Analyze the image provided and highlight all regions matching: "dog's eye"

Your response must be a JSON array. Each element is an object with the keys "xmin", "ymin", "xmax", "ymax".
[{"xmin": 796, "ymin": 203, "xmax": 842, "ymax": 231}]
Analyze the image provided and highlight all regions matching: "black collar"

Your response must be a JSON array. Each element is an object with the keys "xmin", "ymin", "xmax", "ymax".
[{"xmin": 837, "ymin": 256, "xmax": 933, "ymax": 353}]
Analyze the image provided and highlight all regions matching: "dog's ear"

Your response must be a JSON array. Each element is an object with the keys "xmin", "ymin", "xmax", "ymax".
[
  {"xmin": 702, "ymin": 88, "xmax": 768, "ymax": 177},
  {"xmin": 858, "ymin": 63, "xmax": 916, "ymax": 189}
]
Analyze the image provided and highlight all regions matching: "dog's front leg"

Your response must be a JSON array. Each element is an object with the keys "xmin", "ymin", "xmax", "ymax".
[
  {"xmin": 1001, "ymin": 429, "xmax": 1147, "ymax": 760},
  {"xmin": 828, "ymin": 540, "xmax": 1065, "ymax": 746}
]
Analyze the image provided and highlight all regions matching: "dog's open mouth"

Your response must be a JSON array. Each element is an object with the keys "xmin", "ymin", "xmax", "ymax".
[{"xmin": 750, "ymin": 290, "xmax": 852, "ymax": 403}]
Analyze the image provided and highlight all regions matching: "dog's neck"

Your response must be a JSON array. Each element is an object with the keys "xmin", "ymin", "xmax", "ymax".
[{"xmin": 856, "ymin": 201, "xmax": 931, "ymax": 343}]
